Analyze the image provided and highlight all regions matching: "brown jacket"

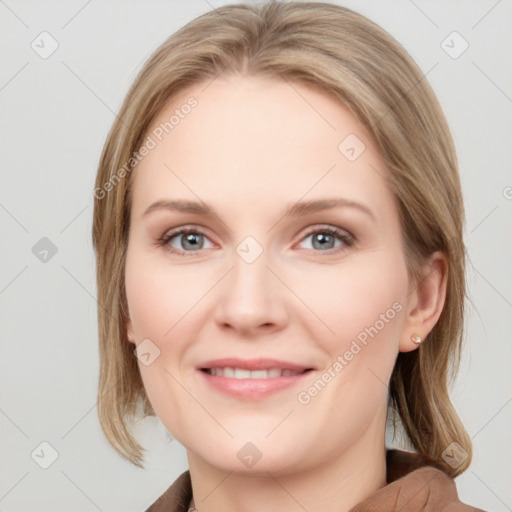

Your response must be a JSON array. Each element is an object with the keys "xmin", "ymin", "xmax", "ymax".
[{"xmin": 146, "ymin": 449, "xmax": 486, "ymax": 511}]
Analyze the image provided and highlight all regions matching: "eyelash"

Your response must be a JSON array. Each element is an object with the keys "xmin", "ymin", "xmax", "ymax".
[{"xmin": 157, "ymin": 225, "xmax": 355, "ymax": 257}]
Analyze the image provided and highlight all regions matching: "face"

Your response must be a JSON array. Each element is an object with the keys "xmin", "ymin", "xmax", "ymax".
[{"xmin": 124, "ymin": 74, "xmax": 412, "ymax": 475}]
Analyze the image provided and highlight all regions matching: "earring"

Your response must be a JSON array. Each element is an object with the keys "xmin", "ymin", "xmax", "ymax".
[{"xmin": 411, "ymin": 334, "xmax": 422, "ymax": 345}]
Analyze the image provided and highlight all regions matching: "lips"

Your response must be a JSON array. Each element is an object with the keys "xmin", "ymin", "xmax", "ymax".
[{"xmin": 197, "ymin": 358, "xmax": 314, "ymax": 399}]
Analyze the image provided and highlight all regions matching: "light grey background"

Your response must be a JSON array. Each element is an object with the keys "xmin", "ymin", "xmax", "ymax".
[{"xmin": 1, "ymin": 0, "xmax": 511, "ymax": 510}]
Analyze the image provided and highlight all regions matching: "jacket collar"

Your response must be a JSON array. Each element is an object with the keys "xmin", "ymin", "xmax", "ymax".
[{"xmin": 146, "ymin": 449, "xmax": 483, "ymax": 511}]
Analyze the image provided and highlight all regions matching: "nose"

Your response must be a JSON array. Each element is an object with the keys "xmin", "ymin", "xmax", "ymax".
[{"xmin": 213, "ymin": 246, "xmax": 289, "ymax": 337}]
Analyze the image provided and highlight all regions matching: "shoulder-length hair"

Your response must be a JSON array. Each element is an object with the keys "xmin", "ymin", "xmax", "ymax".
[{"xmin": 92, "ymin": 1, "xmax": 471, "ymax": 475}]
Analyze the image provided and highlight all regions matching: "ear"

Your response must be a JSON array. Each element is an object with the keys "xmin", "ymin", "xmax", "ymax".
[
  {"xmin": 125, "ymin": 309, "xmax": 136, "ymax": 345},
  {"xmin": 399, "ymin": 251, "xmax": 448, "ymax": 353}
]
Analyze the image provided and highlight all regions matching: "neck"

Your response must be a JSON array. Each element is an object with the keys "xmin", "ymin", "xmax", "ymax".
[{"xmin": 187, "ymin": 415, "xmax": 387, "ymax": 512}]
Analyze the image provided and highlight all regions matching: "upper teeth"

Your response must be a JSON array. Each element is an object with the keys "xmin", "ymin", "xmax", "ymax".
[{"xmin": 207, "ymin": 368, "xmax": 303, "ymax": 379}]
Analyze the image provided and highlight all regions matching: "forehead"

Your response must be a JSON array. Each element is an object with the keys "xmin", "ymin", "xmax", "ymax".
[{"xmin": 130, "ymin": 74, "xmax": 394, "ymax": 219}]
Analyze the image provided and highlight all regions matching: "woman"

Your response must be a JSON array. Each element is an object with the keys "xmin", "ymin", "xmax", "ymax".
[{"xmin": 92, "ymin": 2, "xmax": 485, "ymax": 510}]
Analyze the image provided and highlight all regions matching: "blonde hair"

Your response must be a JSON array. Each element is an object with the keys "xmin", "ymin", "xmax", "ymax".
[{"xmin": 92, "ymin": 1, "xmax": 471, "ymax": 475}]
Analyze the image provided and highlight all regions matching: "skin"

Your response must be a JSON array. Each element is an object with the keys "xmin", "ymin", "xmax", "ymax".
[{"xmin": 125, "ymin": 74, "xmax": 447, "ymax": 512}]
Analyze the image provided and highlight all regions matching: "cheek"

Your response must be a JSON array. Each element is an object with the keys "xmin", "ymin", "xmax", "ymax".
[
  {"xmin": 124, "ymin": 249, "xmax": 217, "ymax": 412},
  {"xmin": 125, "ymin": 250, "xmax": 209, "ymax": 343},
  {"xmin": 292, "ymin": 252, "xmax": 408, "ymax": 385},
  {"xmin": 124, "ymin": 252, "xmax": 199, "ymax": 435}
]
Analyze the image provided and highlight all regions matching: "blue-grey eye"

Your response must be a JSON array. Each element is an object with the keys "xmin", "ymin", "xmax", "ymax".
[
  {"xmin": 168, "ymin": 230, "xmax": 214, "ymax": 252},
  {"xmin": 299, "ymin": 228, "xmax": 351, "ymax": 251}
]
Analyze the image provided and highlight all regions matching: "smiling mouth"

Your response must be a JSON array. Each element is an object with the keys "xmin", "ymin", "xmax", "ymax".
[
  {"xmin": 198, "ymin": 360, "xmax": 314, "ymax": 399},
  {"xmin": 201, "ymin": 368, "xmax": 312, "ymax": 379}
]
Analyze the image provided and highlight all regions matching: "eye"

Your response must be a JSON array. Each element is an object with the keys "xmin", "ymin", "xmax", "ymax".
[
  {"xmin": 297, "ymin": 225, "xmax": 354, "ymax": 253},
  {"xmin": 158, "ymin": 224, "xmax": 354, "ymax": 257},
  {"xmin": 158, "ymin": 227, "xmax": 214, "ymax": 256}
]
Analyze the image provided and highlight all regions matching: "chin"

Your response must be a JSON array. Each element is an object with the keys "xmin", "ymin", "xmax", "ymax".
[{"xmin": 188, "ymin": 435, "xmax": 311, "ymax": 476}]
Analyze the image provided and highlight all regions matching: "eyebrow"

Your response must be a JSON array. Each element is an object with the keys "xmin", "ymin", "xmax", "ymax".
[{"xmin": 142, "ymin": 198, "xmax": 376, "ymax": 222}]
